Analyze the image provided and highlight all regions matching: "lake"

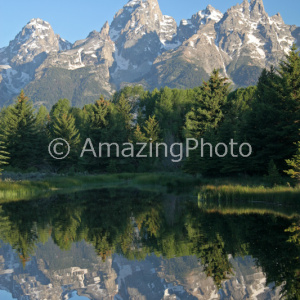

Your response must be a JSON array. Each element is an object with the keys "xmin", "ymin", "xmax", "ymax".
[{"xmin": 0, "ymin": 188, "xmax": 299, "ymax": 299}]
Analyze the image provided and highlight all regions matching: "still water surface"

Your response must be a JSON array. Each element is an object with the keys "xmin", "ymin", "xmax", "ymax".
[{"xmin": 0, "ymin": 188, "xmax": 299, "ymax": 299}]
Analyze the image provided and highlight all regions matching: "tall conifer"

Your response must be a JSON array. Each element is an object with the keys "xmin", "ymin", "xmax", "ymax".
[
  {"xmin": 1, "ymin": 90, "xmax": 38, "ymax": 169},
  {"xmin": 0, "ymin": 135, "xmax": 9, "ymax": 174}
]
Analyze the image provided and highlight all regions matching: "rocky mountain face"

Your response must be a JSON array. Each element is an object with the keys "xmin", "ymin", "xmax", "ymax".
[
  {"xmin": 0, "ymin": 18, "xmax": 71, "ymax": 106},
  {"xmin": 0, "ymin": 0, "xmax": 298, "ymax": 108},
  {"xmin": 109, "ymin": 0, "xmax": 177, "ymax": 86}
]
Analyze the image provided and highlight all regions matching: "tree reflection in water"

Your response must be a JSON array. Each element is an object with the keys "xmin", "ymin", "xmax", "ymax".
[{"xmin": 0, "ymin": 188, "xmax": 299, "ymax": 299}]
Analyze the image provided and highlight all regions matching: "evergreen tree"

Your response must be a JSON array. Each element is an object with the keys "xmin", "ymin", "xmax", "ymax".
[
  {"xmin": 36, "ymin": 105, "xmax": 49, "ymax": 129},
  {"xmin": 184, "ymin": 70, "xmax": 230, "ymax": 174},
  {"xmin": 243, "ymin": 45, "xmax": 300, "ymax": 174},
  {"xmin": 1, "ymin": 91, "xmax": 38, "ymax": 169},
  {"xmin": 143, "ymin": 115, "xmax": 160, "ymax": 142},
  {"xmin": 133, "ymin": 125, "xmax": 147, "ymax": 143},
  {"xmin": 111, "ymin": 95, "xmax": 134, "ymax": 171},
  {"xmin": 50, "ymin": 98, "xmax": 71, "ymax": 121},
  {"xmin": 35, "ymin": 105, "xmax": 50, "ymax": 169},
  {"xmin": 116, "ymin": 94, "xmax": 133, "ymax": 134},
  {"xmin": 81, "ymin": 98, "xmax": 112, "ymax": 172},
  {"xmin": 0, "ymin": 135, "xmax": 9, "ymax": 174},
  {"xmin": 185, "ymin": 69, "xmax": 230, "ymax": 138},
  {"xmin": 154, "ymin": 87, "xmax": 174, "ymax": 138},
  {"xmin": 184, "ymin": 128, "xmax": 220, "ymax": 176},
  {"xmin": 265, "ymin": 160, "xmax": 282, "ymax": 186},
  {"xmin": 279, "ymin": 44, "xmax": 300, "ymax": 105},
  {"xmin": 50, "ymin": 113, "xmax": 80, "ymax": 170},
  {"xmin": 140, "ymin": 88, "xmax": 160, "ymax": 119},
  {"xmin": 52, "ymin": 114, "xmax": 80, "ymax": 146},
  {"xmin": 219, "ymin": 87, "xmax": 256, "ymax": 175},
  {"xmin": 131, "ymin": 125, "xmax": 148, "ymax": 171},
  {"xmin": 91, "ymin": 98, "xmax": 110, "ymax": 130},
  {"xmin": 285, "ymin": 141, "xmax": 300, "ymax": 184}
]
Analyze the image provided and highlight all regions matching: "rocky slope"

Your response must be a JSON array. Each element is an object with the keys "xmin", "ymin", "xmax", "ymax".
[
  {"xmin": 0, "ymin": 18, "xmax": 71, "ymax": 106},
  {"xmin": 0, "ymin": 0, "xmax": 298, "ymax": 108}
]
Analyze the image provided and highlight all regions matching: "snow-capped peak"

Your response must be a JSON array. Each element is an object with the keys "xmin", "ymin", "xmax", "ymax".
[
  {"xmin": 125, "ymin": 0, "xmax": 142, "ymax": 7},
  {"xmin": 6, "ymin": 17, "xmax": 71, "ymax": 64},
  {"xmin": 12, "ymin": 18, "xmax": 53, "ymax": 46},
  {"xmin": 27, "ymin": 18, "xmax": 51, "ymax": 29},
  {"xmin": 198, "ymin": 6, "xmax": 223, "ymax": 23},
  {"xmin": 125, "ymin": 0, "xmax": 158, "ymax": 9}
]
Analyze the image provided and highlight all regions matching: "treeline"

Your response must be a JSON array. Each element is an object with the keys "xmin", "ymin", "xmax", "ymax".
[{"xmin": 0, "ymin": 45, "xmax": 299, "ymax": 179}]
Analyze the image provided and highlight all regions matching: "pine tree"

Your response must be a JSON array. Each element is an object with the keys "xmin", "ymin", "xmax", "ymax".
[
  {"xmin": 1, "ymin": 90, "xmax": 38, "ymax": 169},
  {"xmin": 279, "ymin": 44, "xmax": 300, "ymax": 104},
  {"xmin": 128, "ymin": 125, "xmax": 147, "ymax": 171},
  {"xmin": 278, "ymin": 44, "xmax": 300, "ymax": 150},
  {"xmin": 50, "ymin": 113, "xmax": 80, "ymax": 170},
  {"xmin": 285, "ymin": 141, "xmax": 300, "ymax": 183},
  {"xmin": 35, "ymin": 105, "xmax": 50, "ymax": 169},
  {"xmin": 0, "ymin": 135, "xmax": 9, "ymax": 174},
  {"xmin": 243, "ymin": 46, "xmax": 300, "ymax": 174},
  {"xmin": 154, "ymin": 87, "xmax": 174, "ymax": 138},
  {"xmin": 184, "ymin": 70, "xmax": 230, "ymax": 174},
  {"xmin": 116, "ymin": 94, "xmax": 133, "ymax": 134},
  {"xmin": 88, "ymin": 98, "xmax": 111, "ymax": 143},
  {"xmin": 265, "ymin": 160, "xmax": 282, "ymax": 186},
  {"xmin": 185, "ymin": 69, "xmax": 230, "ymax": 138},
  {"xmin": 133, "ymin": 125, "xmax": 147, "ymax": 143},
  {"xmin": 91, "ymin": 98, "xmax": 110, "ymax": 130},
  {"xmin": 143, "ymin": 115, "xmax": 160, "ymax": 142},
  {"xmin": 50, "ymin": 98, "xmax": 71, "ymax": 121},
  {"xmin": 81, "ymin": 98, "xmax": 112, "ymax": 172},
  {"xmin": 184, "ymin": 128, "xmax": 220, "ymax": 176}
]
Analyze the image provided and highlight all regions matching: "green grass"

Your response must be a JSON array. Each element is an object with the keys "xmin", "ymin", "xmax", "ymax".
[
  {"xmin": 0, "ymin": 173, "xmax": 299, "ymax": 204},
  {"xmin": 0, "ymin": 173, "xmax": 198, "ymax": 202},
  {"xmin": 201, "ymin": 207, "xmax": 300, "ymax": 218},
  {"xmin": 197, "ymin": 184, "xmax": 300, "ymax": 203}
]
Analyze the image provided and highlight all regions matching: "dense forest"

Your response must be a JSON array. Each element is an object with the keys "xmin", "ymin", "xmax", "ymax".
[{"xmin": 0, "ymin": 45, "xmax": 299, "ymax": 182}]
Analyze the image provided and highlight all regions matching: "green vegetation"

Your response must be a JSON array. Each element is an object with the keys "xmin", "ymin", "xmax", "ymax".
[
  {"xmin": 0, "ymin": 189, "xmax": 298, "ymax": 297},
  {"xmin": 0, "ymin": 173, "xmax": 199, "ymax": 202},
  {"xmin": 197, "ymin": 183, "xmax": 300, "ymax": 203},
  {"xmin": 0, "ymin": 44, "xmax": 299, "ymax": 194},
  {"xmin": 153, "ymin": 57, "xmax": 210, "ymax": 90},
  {"xmin": 0, "ymin": 134, "xmax": 9, "ymax": 175},
  {"xmin": 1, "ymin": 91, "xmax": 38, "ymax": 169},
  {"xmin": 1, "ymin": 172, "xmax": 300, "ymax": 204},
  {"xmin": 24, "ymin": 67, "xmax": 111, "ymax": 109},
  {"xmin": 230, "ymin": 64, "xmax": 262, "ymax": 87},
  {"xmin": 185, "ymin": 69, "xmax": 230, "ymax": 138},
  {"xmin": 285, "ymin": 140, "xmax": 300, "ymax": 183},
  {"xmin": 0, "ymin": 45, "xmax": 298, "ymax": 300}
]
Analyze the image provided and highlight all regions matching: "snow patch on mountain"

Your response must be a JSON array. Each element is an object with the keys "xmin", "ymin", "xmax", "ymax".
[
  {"xmin": 160, "ymin": 15, "xmax": 177, "ymax": 44},
  {"xmin": 67, "ymin": 48, "xmax": 85, "ymax": 70},
  {"xmin": 198, "ymin": 6, "xmax": 224, "ymax": 24},
  {"xmin": 114, "ymin": 49, "xmax": 130, "ymax": 71}
]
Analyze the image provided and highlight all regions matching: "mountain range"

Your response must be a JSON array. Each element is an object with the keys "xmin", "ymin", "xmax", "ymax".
[{"xmin": 0, "ymin": 0, "xmax": 299, "ymax": 108}]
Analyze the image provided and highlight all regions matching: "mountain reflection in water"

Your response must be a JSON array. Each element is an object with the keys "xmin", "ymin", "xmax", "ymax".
[{"xmin": 0, "ymin": 188, "xmax": 299, "ymax": 299}]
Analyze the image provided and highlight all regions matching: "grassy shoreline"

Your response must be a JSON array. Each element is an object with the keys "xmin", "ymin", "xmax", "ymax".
[
  {"xmin": 0, "ymin": 173, "xmax": 198, "ymax": 202},
  {"xmin": 0, "ymin": 172, "xmax": 299, "ymax": 203},
  {"xmin": 197, "ymin": 184, "xmax": 300, "ymax": 203}
]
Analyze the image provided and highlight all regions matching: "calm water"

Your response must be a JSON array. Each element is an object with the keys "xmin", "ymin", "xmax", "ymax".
[{"xmin": 0, "ymin": 188, "xmax": 299, "ymax": 299}]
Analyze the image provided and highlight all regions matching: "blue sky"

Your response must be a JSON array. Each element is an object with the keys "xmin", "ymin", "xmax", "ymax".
[{"xmin": 1, "ymin": 0, "xmax": 299, "ymax": 48}]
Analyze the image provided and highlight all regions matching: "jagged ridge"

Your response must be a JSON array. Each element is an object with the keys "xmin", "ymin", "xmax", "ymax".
[{"xmin": 0, "ymin": 0, "xmax": 298, "ymax": 108}]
